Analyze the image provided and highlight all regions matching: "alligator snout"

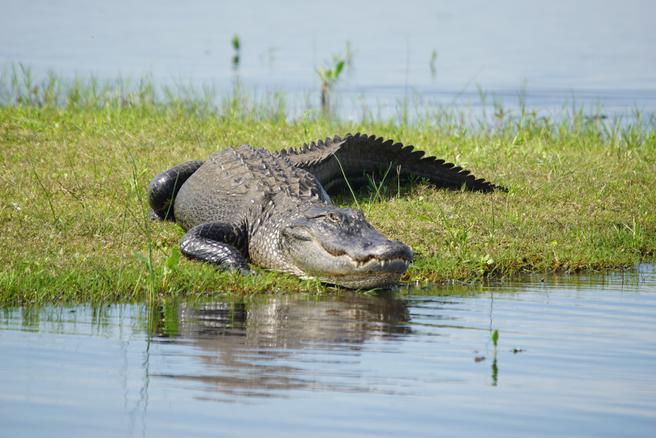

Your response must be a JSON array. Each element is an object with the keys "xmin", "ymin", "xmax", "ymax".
[{"xmin": 350, "ymin": 239, "xmax": 413, "ymax": 264}]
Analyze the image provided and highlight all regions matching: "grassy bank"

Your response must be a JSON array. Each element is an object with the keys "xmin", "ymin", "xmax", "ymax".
[{"xmin": 1, "ymin": 79, "xmax": 655, "ymax": 305}]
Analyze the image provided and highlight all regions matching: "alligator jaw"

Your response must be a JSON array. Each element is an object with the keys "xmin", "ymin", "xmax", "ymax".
[
  {"xmin": 298, "ymin": 255, "xmax": 411, "ymax": 289},
  {"xmin": 280, "ymin": 218, "xmax": 413, "ymax": 289},
  {"xmin": 350, "ymin": 256, "xmax": 411, "ymax": 272}
]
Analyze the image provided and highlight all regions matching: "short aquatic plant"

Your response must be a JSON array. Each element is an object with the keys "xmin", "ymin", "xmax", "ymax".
[
  {"xmin": 231, "ymin": 34, "xmax": 241, "ymax": 70},
  {"xmin": 316, "ymin": 56, "xmax": 345, "ymax": 113},
  {"xmin": 491, "ymin": 329, "xmax": 499, "ymax": 385},
  {"xmin": 429, "ymin": 50, "xmax": 438, "ymax": 79}
]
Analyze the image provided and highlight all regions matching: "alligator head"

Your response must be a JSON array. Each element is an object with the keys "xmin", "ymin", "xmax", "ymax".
[{"xmin": 280, "ymin": 205, "xmax": 413, "ymax": 289}]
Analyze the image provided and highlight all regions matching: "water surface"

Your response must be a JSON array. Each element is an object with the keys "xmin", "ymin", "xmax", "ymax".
[
  {"xmin": 2, "ymin": 265, "xmax": 655, "ymax": 437},
  {"xmin": 2, "ymin": 0, "xmax": 655, "ymax": 117}
]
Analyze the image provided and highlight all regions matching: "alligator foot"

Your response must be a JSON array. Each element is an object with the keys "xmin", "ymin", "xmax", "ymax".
[
  {"xmin": 179, "ymin": 222, "xmax": 250, "ymax": 273},
  {"xmin": 149, "ymin": 209, "xmax": 163, "ymax": 221}
]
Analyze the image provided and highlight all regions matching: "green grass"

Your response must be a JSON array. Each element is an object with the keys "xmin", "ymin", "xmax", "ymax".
[{"xmin": 1, "ymin": 69, "xmax": 655, "ymax": 306}]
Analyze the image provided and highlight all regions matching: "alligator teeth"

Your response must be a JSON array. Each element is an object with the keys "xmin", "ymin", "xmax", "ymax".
[{"xmin": 350, "ymin": 257, "xmax": 411, "ymax": 269}]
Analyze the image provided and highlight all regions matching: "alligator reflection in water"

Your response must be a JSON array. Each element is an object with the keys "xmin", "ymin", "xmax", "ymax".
[{"xmin": 147, "ymin": 293, "xmax": 411, "ymax": 398}]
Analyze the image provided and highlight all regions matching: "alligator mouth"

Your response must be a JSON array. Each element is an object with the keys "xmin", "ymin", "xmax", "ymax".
[
  {"xmin": 318, "ymin": 242, "xmax": 412, "ymax": 269},
  {"xmin": 300, "ymin": 247, "xmax": 411, "ymax": 289},
  {"xmin": 316, "ymin": 240, "xmax": 412, "ymax": 273},
  {"xmin": 349, "ymin": 256, "xmax": 411, "ymax": 272},
  {"xmin": 315, "ymin": 268, "xmax": 408, "ymax": 289},
  {"xmin": 284, "ymin": 226, "xmax": 412, "ymax": 277}
]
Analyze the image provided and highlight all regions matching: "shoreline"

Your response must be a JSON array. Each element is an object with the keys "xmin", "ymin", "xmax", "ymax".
[{"xmin": 1, "ymin": 93, "xmax": 654, "ymax": 305}]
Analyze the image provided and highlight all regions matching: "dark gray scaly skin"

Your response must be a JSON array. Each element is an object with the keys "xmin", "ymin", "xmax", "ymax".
[{"xmin": 148, "ymin": 133, "xmax": 504, "ymax": 288}]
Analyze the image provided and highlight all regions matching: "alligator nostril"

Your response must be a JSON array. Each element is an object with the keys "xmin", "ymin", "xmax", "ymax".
[{"xmin": 380, "ymin": 241, "xmax": 413, "ymax": 260}]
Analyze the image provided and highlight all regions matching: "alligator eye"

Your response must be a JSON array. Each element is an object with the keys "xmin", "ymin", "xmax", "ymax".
[{"xmin": 326, "ymin": 212, "xmax": 341, "ymax": 223}]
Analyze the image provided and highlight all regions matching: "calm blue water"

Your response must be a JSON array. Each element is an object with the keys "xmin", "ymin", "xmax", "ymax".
[
  {"xmin": 2, "ymin": 4, "xmax": 655, "ymax": 435},
  {"xmin": 2, "ymin": 0, "xmax": 656, "ymax": 117},
  {"xmin": 1, "ymin": 265, "xmax": 655, "ymax": 437}
]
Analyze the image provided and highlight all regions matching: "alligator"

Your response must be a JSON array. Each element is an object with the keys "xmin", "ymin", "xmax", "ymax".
[{"xmin": 148, "ymin": 133, "xmax": 504, "ymax": 288}]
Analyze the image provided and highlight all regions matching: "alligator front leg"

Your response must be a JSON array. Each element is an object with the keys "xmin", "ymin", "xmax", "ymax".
[{"xmin": 179, "ymin": 222, "xmax": 250, "ymax": 273}]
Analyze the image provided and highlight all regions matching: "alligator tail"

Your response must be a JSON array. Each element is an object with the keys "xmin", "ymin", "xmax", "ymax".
[
  {"xmin": 148, "ymin": 160, "xmax": 205, "ymax": 220},
  {"xmin": 279, "ymin": 133, "xmax": 505, "ymax": 194}
]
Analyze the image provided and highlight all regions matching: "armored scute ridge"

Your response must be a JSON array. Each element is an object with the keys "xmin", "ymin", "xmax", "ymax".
[{"xmin": 148, "ymin": 133, "xmax": 504, "ymax": 288}]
